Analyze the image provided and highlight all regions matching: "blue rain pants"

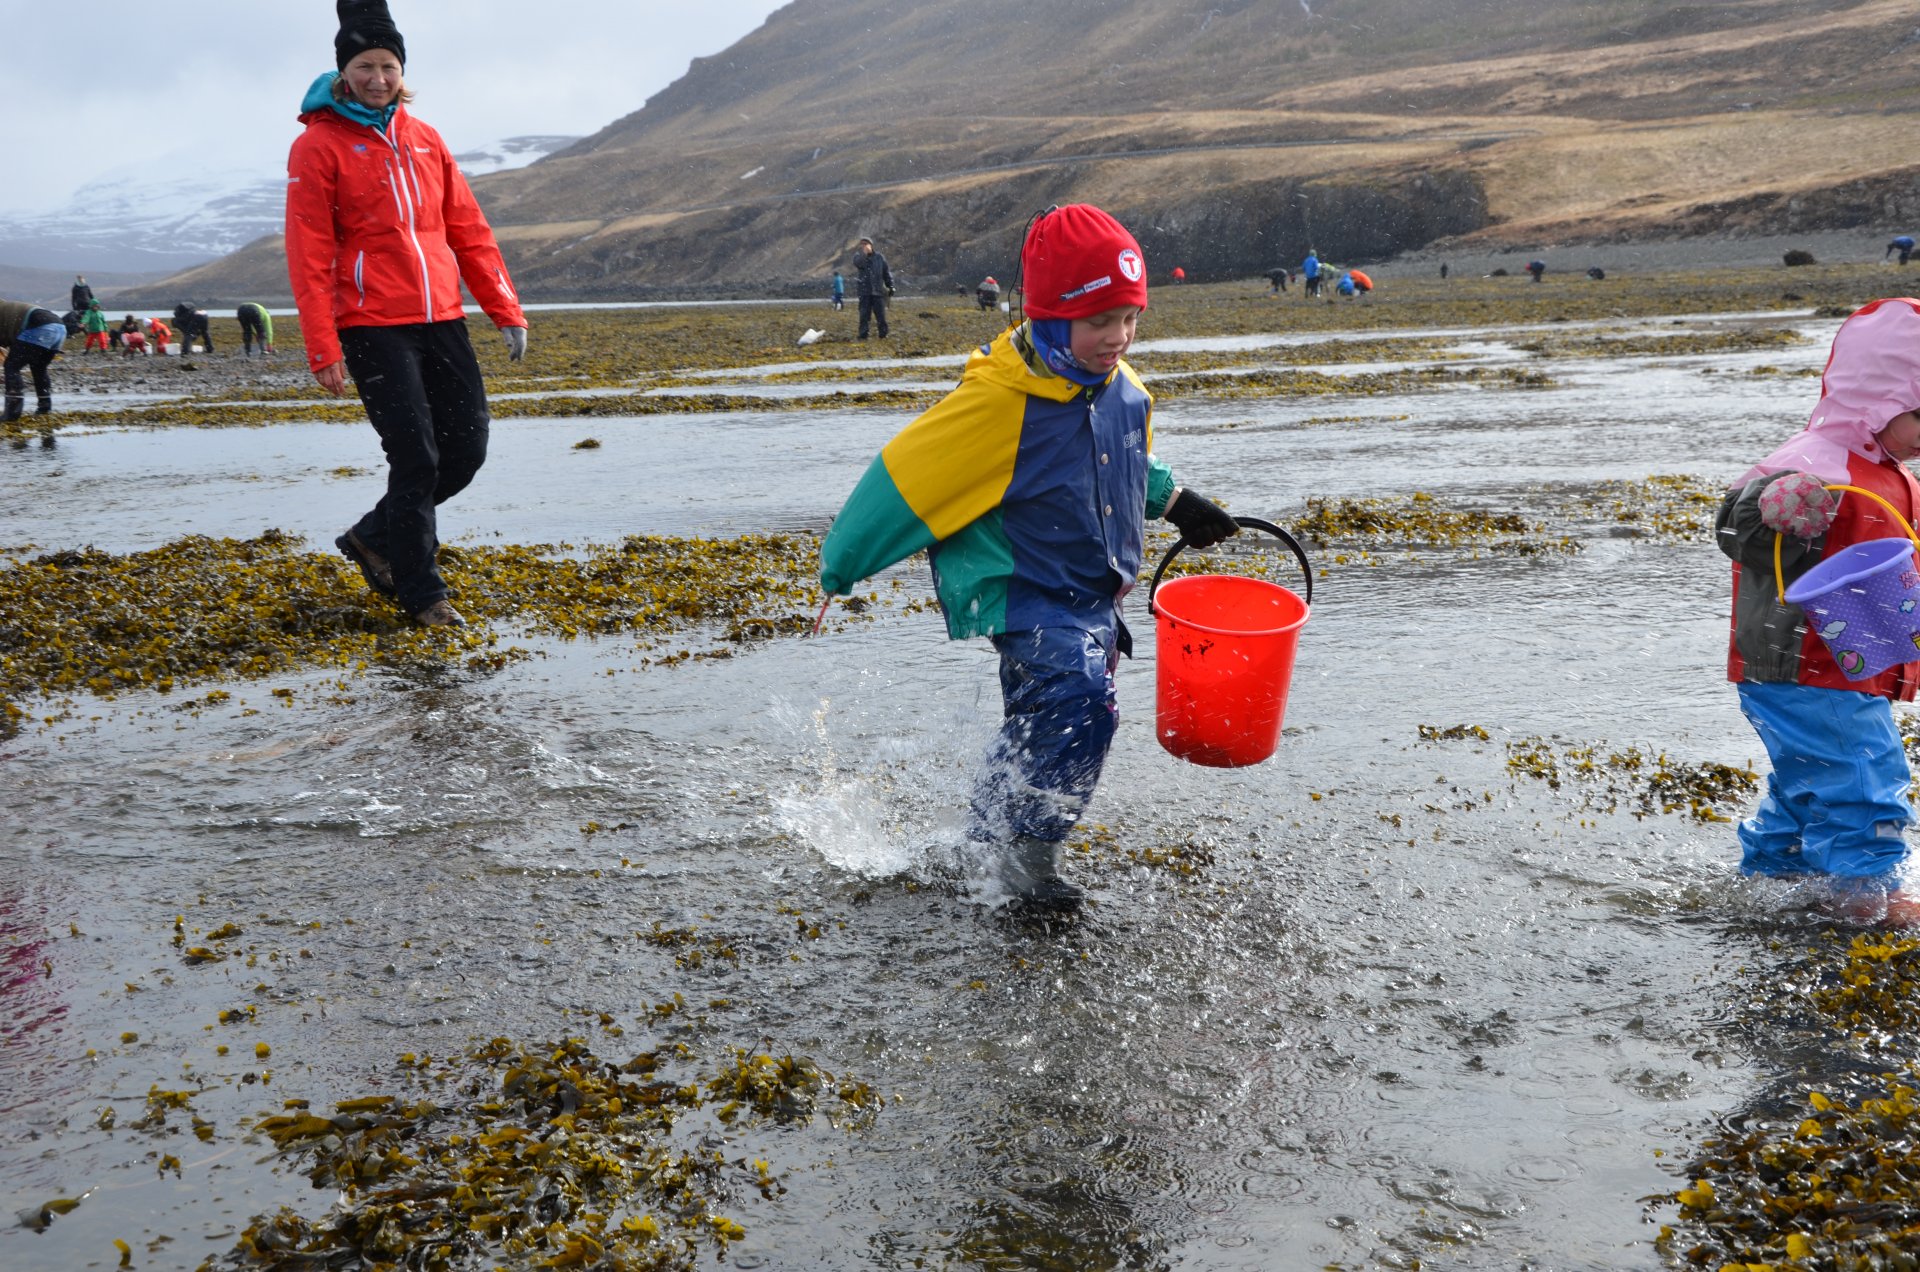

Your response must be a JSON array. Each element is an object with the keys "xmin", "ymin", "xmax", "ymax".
[
  {"xmin": 1735, "ymin": 681, "xmax": 1913, "ymax": 880},
  {"xmin": 969, "ymin": 626, "xmax": 1120, "ymax": 844}
]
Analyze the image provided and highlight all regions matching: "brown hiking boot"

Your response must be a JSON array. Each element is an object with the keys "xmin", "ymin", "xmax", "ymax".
[
  {"xmin": 412, "ymin": 599, "xmax": 465, "ymax": 628},
  {"xmin": 336, "ymin": 530, "xmax": 396, "ymax": 598}
]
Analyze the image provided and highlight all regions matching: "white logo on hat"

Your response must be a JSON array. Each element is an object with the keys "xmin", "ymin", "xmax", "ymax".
[{"xmin": 1118, "ymin": 249, "xmax": 1143, "ymax": 282}]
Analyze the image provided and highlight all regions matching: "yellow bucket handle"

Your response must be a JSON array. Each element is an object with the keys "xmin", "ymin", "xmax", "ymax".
[{"xmin": 1772, "ymin": 483, "xmax": 1920, "ymax": 603}]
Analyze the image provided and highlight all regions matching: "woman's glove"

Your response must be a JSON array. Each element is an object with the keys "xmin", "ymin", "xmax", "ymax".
[
  {"xmin": 1758, "ymin": 471, "xmax": 1840, "ymax": 539},
  {"xmin": 502, "ymin": 326, "xmax": 528, "ymax": 362},
  {"xmin": 1165, "ymin": 488, "xmax": 1240, "ymax": 548}
]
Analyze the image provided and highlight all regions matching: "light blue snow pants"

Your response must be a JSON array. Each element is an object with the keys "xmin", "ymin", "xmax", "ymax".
[{"xmin": 1735, "ymin": 681, "xmax": 1913, "ymax": 880}]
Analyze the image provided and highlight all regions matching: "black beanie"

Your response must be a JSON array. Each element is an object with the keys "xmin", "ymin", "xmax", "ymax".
[{"xmin": 335, "ymin": 0, "xmax": 406, "ymax": 71}]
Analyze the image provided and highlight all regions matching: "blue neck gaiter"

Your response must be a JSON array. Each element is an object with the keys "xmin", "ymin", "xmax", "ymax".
[
  {"xmin": 301, "ymin": 71, "xmax": 397, "ymax": 134},
  {"xmin": 1028, "ymin": 318, "xmax": 1108, "ymax": 388}
]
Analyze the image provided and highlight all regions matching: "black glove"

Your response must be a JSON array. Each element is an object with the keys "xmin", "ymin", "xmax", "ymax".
[{"xmin": 1165, "ymin": 489, "xmax": 1239, "ymax": 549}]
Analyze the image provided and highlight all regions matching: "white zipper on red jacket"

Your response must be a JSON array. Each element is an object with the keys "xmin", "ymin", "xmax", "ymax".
[{"xmin": 375, "ymin": 116, "xmax": 434, "ymax": 324}]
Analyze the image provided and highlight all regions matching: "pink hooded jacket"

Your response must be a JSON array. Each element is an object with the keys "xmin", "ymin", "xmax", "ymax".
[
  {"xmin": 1720, "ymin": 298, "xmax": 1920, "ymax": 697},
  {"xmin": 1735, "ymin": 298, "xmax": 1920, "ymax": 486}
]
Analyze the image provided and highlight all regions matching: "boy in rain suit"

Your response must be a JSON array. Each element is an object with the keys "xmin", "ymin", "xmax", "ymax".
[{"xmin": 819, "ymin": 204, "xmax": 1240, "ymax": 912}]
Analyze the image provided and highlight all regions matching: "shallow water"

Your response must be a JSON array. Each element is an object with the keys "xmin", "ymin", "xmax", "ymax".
[{"xmin": 0, "ymin": 309, "xmax": 1891, "ymax": 1271}]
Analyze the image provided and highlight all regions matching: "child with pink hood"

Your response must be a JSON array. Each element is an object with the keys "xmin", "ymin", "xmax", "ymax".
[{"xmin": 1715, "ymin": 298, "xmax": 1920, "ymax": 921}]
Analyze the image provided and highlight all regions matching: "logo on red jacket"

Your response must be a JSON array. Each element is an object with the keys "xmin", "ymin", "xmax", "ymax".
[{"xmin": 1118, "ymin": 249, "xmax": 1143, "ymax": 283}]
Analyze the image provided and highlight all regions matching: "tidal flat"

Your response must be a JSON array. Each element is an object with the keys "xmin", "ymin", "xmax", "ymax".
[{"xmin": 8, "ymin": 263, "xmax": 1920, "ymax": 1271}]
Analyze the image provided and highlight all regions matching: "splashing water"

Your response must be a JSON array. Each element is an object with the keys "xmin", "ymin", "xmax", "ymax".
[{"xmin": 771, "ymin": 696, "xmax": 1022, "ymax": 901}]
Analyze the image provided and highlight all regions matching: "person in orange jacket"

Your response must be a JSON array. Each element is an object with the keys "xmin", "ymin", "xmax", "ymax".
[
  {"xmin": 286, "ymin": 0, "xmax": 527, "ymax": 628},
  {"xmin": 146, "ymin": 316, "xmax": 172, "ymax": 355}
]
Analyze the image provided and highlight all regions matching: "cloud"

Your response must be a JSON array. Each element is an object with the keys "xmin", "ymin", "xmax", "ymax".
[{"xmin": 3, "ymin": 0, "xmax": 789, "ymax": 213}]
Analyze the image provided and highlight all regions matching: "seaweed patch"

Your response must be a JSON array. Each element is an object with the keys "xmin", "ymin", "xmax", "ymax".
[{"xmin": 0, "ymin": 530, "xmax": 822, "ymax": 735}]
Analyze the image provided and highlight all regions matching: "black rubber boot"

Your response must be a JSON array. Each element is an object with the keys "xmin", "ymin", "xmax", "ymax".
[
  {"xmin": 2, "ymin": 396, "xmax": 21, "ymax": 424},
  {"xmin": 1003, "ymin": 836, "xmax": 1084, "ymax": 914},
  {"xmin": 35, "ymin": 398, "xmax": 52, "ymax": 416}
]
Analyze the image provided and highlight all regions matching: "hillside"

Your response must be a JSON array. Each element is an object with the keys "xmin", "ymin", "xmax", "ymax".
[{"xmin": 143, "ymin": 0, "xmax": 1920, "ymax": 302}]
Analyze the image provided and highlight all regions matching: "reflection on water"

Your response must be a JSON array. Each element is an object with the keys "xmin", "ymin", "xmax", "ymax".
[
  {"xmin": 0, "ymin": 309, "xmax": 1887, "ymax": 1270},
  {"xmin": 0, "ymin": 887, "xmax": 67, "ymax": 1121}
]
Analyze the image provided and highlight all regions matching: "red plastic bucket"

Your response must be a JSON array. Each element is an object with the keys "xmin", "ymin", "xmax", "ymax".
[{"xmin": 1148, "ymin": 518, "xmax": 1313, "ymax": 768}]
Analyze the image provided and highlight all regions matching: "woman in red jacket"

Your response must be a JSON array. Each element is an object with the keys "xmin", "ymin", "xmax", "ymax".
[{"xmin": 286, "ymin": 0, "xmax": 528, "ymax": 627}]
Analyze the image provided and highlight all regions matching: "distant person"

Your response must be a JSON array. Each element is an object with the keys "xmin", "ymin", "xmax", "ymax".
[
  {"xmin": 853, "ymin": 236, "xmax": 892, "ymax": 339},
  {"xmin": 818, "ymin": 204, "xmax": 1241, "ymax": 912},
  {"xmin": 236, "ymin": 302, "xmax": 274, "ymax": 356},
  {"xmin": 172, "ymin": 303, "xmax": 213, "ymax": 353},
  {"xmin": 1586, "ymin": 266, "xmax": 1607, "ymax": 281},
  {"xmin": 1302, "ymin": 248, "xmax": 1322, "ymax": 298},
  {"xmin": 1887, "ymin": 235, "xmax": 1915, "ymax": 265},
  {"xmin": 1265, "ymin": 266, "xmax": 1289, "ymax": 294},
  {"xmin": 976, "ymin": 274, "xmax": 1001, "ymax": 310},
  {"xmin": 1526, "ymin": 260, "xmax": 1547, "ymax": 283},
  {"xmin": 118, "ymin": 315, "xmax": 148, "ymax": 356},
  {"xmin": 81, "ymin": 300, "xmax": 111, "ymax": 353},
  {"xmin": 1, "ymin": 298, "xmax": 67, "ymax": 422},
  {"xmin": 1171, "ymin": 266, "xmax": 1186, "ymax": 284},
  {"xmin": 1715, "ymin": 297, "xmax": 1920, "ymax": 923},
  {"xmin": 147, "ymin": 315, "xmax": 172, "ymax": 355},
  {"xmin": 286, "ymin": 0, "xmax": 528, "ymax": 629},
  {"xmin": 1440, "ymin": 262, "xmax": 1449, "ymax": 280},
  {"xmin": 1336, "ymin": 271, "xmax": 1358, "ymax": 298},
  {"xmin": 71, "ymin": 276, "xmax": 93, "ymax": 312},
  {"xmin": 830, "ymin": 270, "xmax": 845, "ymax": 311}
]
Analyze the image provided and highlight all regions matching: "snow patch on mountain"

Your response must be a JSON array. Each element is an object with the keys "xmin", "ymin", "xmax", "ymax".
[{"xmin": 455, "ymin": 135, "xmax": 580, "ymax": 177}]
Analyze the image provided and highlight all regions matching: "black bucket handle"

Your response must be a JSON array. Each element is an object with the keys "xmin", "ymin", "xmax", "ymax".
[{"xmin": 1147, "ymin": 517, "xmax": 1314, "ymax": 615}]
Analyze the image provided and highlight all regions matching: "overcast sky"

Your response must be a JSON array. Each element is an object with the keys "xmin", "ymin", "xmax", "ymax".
[{"xmin": 3, "ymin": 0, "xmax": 791, "ymax": 215}]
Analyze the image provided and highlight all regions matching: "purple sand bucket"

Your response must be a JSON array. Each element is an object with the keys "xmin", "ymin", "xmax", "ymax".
[{"xmin": 1783, "ymin": 536, "xmax": 1920, "ymax": 681}]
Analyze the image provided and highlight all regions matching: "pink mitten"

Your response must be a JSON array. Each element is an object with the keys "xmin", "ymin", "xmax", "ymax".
[{"xmin": 1758, "ymin": 471, "xmax": 1841, "ymax": 538}]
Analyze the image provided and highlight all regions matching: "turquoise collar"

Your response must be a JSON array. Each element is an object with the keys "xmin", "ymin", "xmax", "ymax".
[{"xmin": 301, "ymin": 71, "xmax": 397, "ymax": 134}]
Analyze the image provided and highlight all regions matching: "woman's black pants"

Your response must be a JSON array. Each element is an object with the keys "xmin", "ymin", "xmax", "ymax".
[{"xmin": 339, "ymin": 320, "xmax": 490, "ymax": 614}]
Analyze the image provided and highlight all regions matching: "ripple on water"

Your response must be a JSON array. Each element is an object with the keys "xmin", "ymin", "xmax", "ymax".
[{"xmin": 1502, "ymin": 1153, "xmax": 1582, "ymax": 1185}]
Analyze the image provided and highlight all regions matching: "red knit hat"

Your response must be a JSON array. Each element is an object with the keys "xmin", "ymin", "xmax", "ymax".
[{"xmin": 1021, "ymin": 205, "xmax": 1148, "ymax": 320}]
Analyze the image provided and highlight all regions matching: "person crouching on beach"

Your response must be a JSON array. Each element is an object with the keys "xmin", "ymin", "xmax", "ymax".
[
  {"xmin": 286, "ymin": 0, "xmax": 527, "ymax": 628},
  {"xmin": 1715, "ymin": 298, "xmax": 1920, "ymax": 923},
  {"xmin": 1, "ymin": 299, "xmax": 67, "ymax": 422},
  {"xmin": 819, "ymin": 204, "xmax": 1242, "ymax": 913}
]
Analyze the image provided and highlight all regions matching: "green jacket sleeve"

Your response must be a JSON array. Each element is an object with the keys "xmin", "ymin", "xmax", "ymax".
[
  {"xmin": 819, "ymin": 453, "xmax": 939, "ymax": 595},
  {"xmin": 1147, "ymin": 456, "xmax": 1177, "ymax": 520}
]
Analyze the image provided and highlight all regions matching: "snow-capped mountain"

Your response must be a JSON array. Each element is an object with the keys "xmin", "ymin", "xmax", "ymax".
[{"xmin": 0, "ymin": 135, "xmax": 578, "ymax": 276}]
